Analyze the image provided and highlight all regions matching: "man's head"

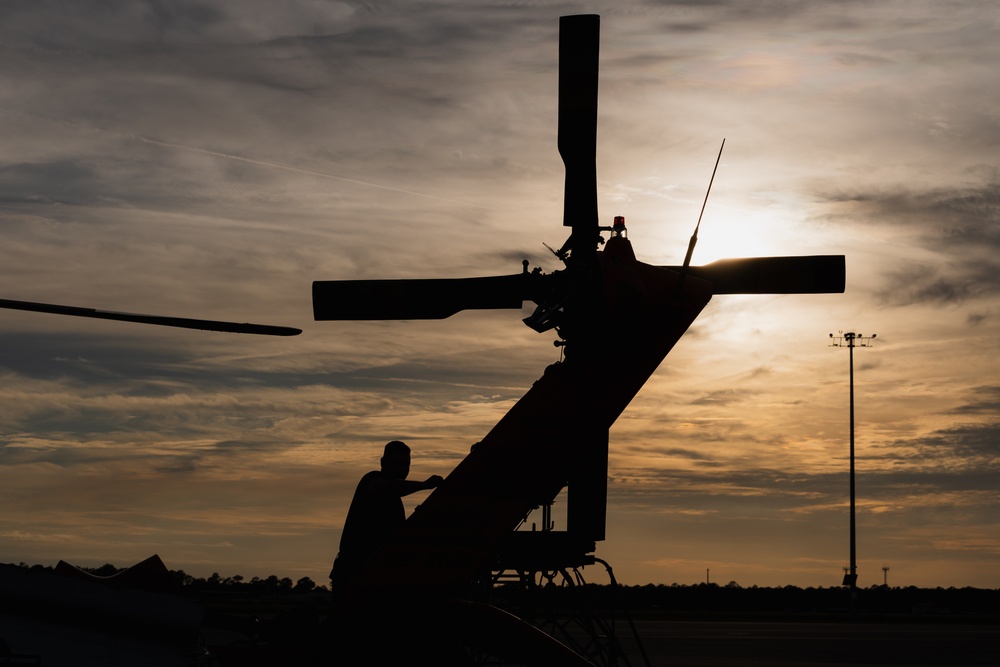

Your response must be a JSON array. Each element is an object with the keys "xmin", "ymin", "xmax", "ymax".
[{"xmin": 380, "ymin": 440, "xmax": 411, "ymax": 479}]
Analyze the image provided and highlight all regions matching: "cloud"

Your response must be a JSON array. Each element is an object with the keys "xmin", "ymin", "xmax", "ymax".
[
  {"xmin": 894, "ymin": 422, "xmax": 1000, "ymax": 468},
  {"xmin": 688, "ymin": 387, "xmax": 751, "ymax": 406},
  {"xmin": 817, "ymin": 180, "xmax": 1000, "ymax": 306}
]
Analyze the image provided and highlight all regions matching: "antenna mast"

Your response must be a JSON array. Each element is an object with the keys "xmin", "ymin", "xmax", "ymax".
[{"xmin": 682, "ymin": 138, "xmax": 726, "ymax": 269}]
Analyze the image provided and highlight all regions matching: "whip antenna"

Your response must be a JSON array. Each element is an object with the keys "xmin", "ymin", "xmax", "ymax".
[{"xmin": 682, "ymin": 138, "xmax": 725, "ymax": 269}]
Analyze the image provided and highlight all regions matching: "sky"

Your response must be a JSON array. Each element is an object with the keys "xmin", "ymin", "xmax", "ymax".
[{"xmin": 1, "ymin": 0, "xmax": 997, "ymax": 590}]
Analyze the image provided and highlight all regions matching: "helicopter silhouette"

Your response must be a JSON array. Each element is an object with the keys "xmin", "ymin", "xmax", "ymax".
[
  {"xmin": 312, "ymin": 13, "xmax": 844, "ymax": 663},
  {"xmin": 0, "ymin": 13, "xmax": 844, "ymax": 663}
]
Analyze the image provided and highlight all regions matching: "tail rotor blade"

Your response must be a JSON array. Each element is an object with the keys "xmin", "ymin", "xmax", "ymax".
[
  {"xmin": 312, "ymin": 274, "xmax": 550, "ymax": 321},
  {"xmin": 663, "ymin": 256, "xmax": 846, "ymax": 294},
  {"xmin": 558, "ymin": 15, "xmax": 600, "ymax": 259}
]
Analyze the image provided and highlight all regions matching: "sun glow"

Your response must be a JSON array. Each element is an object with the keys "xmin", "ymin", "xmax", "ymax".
[{"xmin": 682, "ymin": 209, "xmax": 783, "ymax": 265}]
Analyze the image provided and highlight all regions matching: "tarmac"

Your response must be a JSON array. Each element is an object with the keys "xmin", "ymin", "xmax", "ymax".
[{"xmin": 617, "ymin": 619, "xmax": 999, "ymax": 666}]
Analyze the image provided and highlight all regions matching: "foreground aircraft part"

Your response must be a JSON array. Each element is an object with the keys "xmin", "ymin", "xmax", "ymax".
[
  {"xmin": 0, "ymin": 297, "xmax": 302, "ymax": 336},
  {"xmin": 314, "ymin": 14, "xmax": 844, "ymax": 662},
  {"xmin": 1, "ymin": 556, "xmax": 203, "ymax": 665}
]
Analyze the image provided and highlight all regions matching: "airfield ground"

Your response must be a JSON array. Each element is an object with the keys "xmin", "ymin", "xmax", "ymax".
[{"xmin": 617, "ymin": 618, "xmax": 999, "ymax": 666}]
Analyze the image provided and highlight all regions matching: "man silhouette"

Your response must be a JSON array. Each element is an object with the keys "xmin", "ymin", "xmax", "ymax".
[{"xmin": 330, "ymin": 440, "xmax": 443, "ymax": 590}]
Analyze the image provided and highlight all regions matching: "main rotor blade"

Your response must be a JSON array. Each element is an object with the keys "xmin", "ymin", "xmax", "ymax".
[
  {"xmin": 558, "ymin": 14, "xmax": 600, "ymax": 260},
  {"xmin": 313, "ymin": 274, "xmax": 550, "ymax": 321},
  {"xmin": 0, "ymin": 298, "xmax": 302, "ymax": 336},
  {"xmin": 661, "ymin": 256, "xmax": 845, "ymax": 294}
]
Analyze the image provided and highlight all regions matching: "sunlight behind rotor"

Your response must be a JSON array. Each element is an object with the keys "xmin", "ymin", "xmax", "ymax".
[
  {"xmin": 311, "ymin": 12, "xmax": 844, "ymax": 324},
  {"xmin": 684, "ymin": 214, "xmax": 780, "ymax": 265}
]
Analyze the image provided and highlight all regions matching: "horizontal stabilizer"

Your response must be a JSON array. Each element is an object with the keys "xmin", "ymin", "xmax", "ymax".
[
  {"xmin": 665, "ymin": 255, "xmax": 845, "ymax": 294},
  {"xmin": 313, "ymin": 273, "xmax": 547, "ymax": 321},
  {"xmin": 0, "ymin": 298, "xmax": 302, "ymax": 336}
]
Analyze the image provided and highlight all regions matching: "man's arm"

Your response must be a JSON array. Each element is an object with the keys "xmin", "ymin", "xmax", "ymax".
[
  {"xmin": 372, "ymin": 475, "xmax": 444, "ymax": 497},
  {"xmin": 403, "ymin": 475, "xmax": 444, "ymax": 496}
]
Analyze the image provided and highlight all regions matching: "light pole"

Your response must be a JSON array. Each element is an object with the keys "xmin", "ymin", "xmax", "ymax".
[{"xmin": 830, "ymin": 331, "xmax": 875, "ymax": 619}]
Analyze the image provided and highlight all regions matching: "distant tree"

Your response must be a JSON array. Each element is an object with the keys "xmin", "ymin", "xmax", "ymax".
[
  {"xmin": 294, "ymin": 577, "xmax": 317, "ymax": 593},
  {"xmin": 90, "ymin": 563, "xmax": 120, "ymax": 577}
]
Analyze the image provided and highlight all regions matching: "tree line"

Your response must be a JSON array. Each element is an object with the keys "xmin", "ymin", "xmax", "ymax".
[
  {"xmin": 15, "ymin": 562, "xmax": 997, "ymax": 615},
  {"xmin": 14, "ymin": 561, "xmax": 326, "ymax": 596}
]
